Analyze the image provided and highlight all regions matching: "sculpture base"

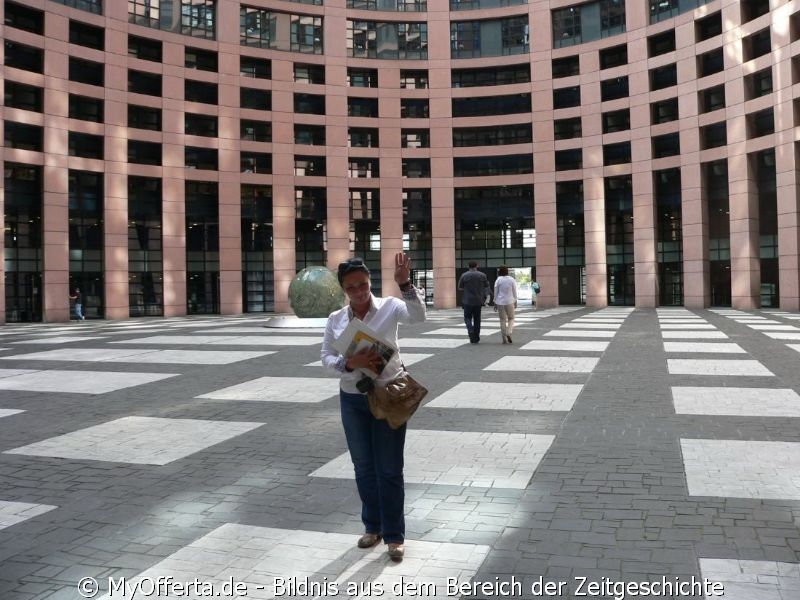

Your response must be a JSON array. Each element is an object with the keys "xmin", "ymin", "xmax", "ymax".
[{"xmin": 263, "ymin": 315, "xmax": 328, "ymax": 328}]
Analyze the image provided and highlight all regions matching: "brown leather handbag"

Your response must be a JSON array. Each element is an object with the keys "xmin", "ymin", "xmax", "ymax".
[{"xmin": 367, "ymin": 370, "xmax": 428, "ymax": 429}]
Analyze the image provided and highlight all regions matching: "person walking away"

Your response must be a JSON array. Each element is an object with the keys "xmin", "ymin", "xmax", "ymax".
[
  {"xmin": 321, "ymin": 252, "xmax": 426, "ymax": 561},
  {"xmin": 531, "ymin": 280, "xmax": 541, "ymax": 311},
  {"xmin": 458, "ymin": 261, "xmax": 489, "ymax": 343},
  {"xmin": 493, "ymin": 266, "xmax": 518, "ymax": 344},
  {"xmin": 69, "ymin": 288, "xmax": 85, "ymax": 320}
]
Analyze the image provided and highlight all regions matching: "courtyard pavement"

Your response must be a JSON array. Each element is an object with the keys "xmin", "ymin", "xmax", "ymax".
[{"xmin": 0, "ymin": 305, "xmax": 798, "ymax": 599}]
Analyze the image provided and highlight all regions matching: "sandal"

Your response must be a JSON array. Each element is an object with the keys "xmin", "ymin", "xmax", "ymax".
[{"xmin": 357, "ymin": 533, "xmax": 381, "ymax": 548}]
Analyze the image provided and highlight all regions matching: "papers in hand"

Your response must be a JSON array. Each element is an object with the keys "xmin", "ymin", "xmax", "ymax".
[{"xmin": 333, "ymin": 318, "xmax": 397, "ymax": 377}]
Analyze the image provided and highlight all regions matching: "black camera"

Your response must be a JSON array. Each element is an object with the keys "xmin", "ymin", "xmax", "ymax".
[{"xmin": 356, "ymin": 376, "xmax": 376, "ymax": 394}]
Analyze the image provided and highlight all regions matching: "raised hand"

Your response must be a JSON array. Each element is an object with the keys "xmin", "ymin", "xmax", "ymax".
[{"xmin": 394, "ymin": 252, "xmax": 412, "ymax": 284}]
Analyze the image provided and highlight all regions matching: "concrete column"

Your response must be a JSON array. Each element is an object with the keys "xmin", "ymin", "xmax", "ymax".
[
  {"xmin": 632, "ymin": 166, "xmax": 657, "ymax": 307},
  {"xmin": 583, "ymin": 173, "xmax": 607, "ymax": 307},
  {"xmin": 728, "ymin": 151, "xmax": 760, "ymax": 309},
  {"xmin": 681, "ymin": 163, "xmax": 709, "ymax": 308}
]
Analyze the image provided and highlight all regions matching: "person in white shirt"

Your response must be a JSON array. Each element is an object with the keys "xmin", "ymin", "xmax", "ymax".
[
  {"xmin": 493, "ymin": 266, "xmax": 518, "ymax": 344},
  {"xmin": 321, "ymin": 252, "xmax": 425, "ymax": 561}
]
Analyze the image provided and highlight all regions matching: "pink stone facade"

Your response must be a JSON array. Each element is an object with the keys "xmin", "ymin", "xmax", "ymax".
[{"xmin": 1, "ymin": 0, "xmax": 799, "ymax": 322}]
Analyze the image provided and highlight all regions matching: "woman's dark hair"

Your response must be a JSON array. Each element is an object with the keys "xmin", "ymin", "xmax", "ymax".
[
  {"xmin": 498, "ymin": 265, "xmax": 509, "ymax": 276},
  {"xmin": 337, "ymin": 257, "xmax": 370, "ymax": 285}
]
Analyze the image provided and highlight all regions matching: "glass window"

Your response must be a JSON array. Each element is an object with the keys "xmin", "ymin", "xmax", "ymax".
[
  {"xmin": 695, "ymin": 11, "xmax": 721, "ymax": 41},
  {"xmin": 349, "ymin": 127, "xmax": 379, "ymax": 148},
  {"xmin": 701, "ymin": 122, "xmax": 727, "ymax": 149},
  {"xmin": 651, "ymin": 98, "xmax": 678, "ymax": 124},
  {"xmin": 746, "ymin": 68, "xmax": 772, "ymax": 100},
  {"xmin": 69, "ymin": 132, "xmax": 104, "ymax": 159},
  {"xmin": 347, "ymin": 68, "xmax": 378, "ymax": 87},
  {"xmin": 129, "ymin": 0, "xmax": 216, "ymax": 39},
  {"xmin": 602, "ymin": 109, "xmax": 629, "ymax": 133},
  {"xmin": 600, "ymin": 76, "xmax": 628, "ymax": 101},
  {"xmin": 128, "ymin": 35, "xmax": 163, "ymax": 61},
  {"xmin": 294, "ymin": 124, "xmax": 326, "ymax": 145},
  {"xmin": 648, "ymin": 30, "xmax": 675, "ymax": 57},
  {"xmin": 599, "ymin": 44, "xmax": 626, "ymax": 69},
  {"xmin": 555, "ymin": 149, "xmax": 583, "ymax": 171},
  {"xmin": 240, "ymin": 120, "xmax": 271, "ymax": 142},
  {"xmin": 291, "ymin": 15, "xmax": 323, "ymax": 54},
  {"xmin": 452, "ymin": 94, "xmax": 530, "ymax": 117},
  {"xmin": 4, "ymin": 82, "xmax": 44, "ymax": 112},
  {"xmin": 241, "ymin": 56, "xmax": 271, "ymax": 79},
  {"xmin": 129, "ymin": 70, "xmax": 162, "ymax": 96},
  {"xmin": 348, "ymin": 97, "xmax": 379, "ymax": 118},
  {"xmin": 69, "ymin": 95, "xmax": 104, "ymax": 122},
  {"xmin": 699, "ymin": 85, "xmax": 725, "ymax": 113},
  {"xmin": 553, "ymin": 118, "xmax": 581, "ymax": 140},
  {"xmin": 401, "ymin": 129, "xmax": 430, "ymax": 148},
  {"xmin": 241, "ymin": 88, "xmax": 271, "ymax": 110},
  {"xmin": 70, "ymin": 57, "xmax": 104, "ymax": 86},
  {"xmin": 294, "ymin": 93, "xmax": 325, "ymax": 115},
  {"xmin": 185, "ymin": 113, "xmax": 218, "ymax": 137},
  {"xmin": 5, "ymin": 1, "xmax": 45, "ymax": 34},
  {"xmin": 453, "ymin": 154, "xmax": 533, "ymax": 176},
  {"xmin": 241, "ymin": 152, "xmax": 271, "ymax": 174},
  {"xmin": 185, "ymin": 147, "xmax": 219, "ymax": 170},
  {"xmin": 452, "ymin": 64, "xmax": 530, "ymax": 87},
  {"xmin": 453, "ymin": 124, "xmax": 532, "ymax": 146},
  {"xmin": 70, "ymin": 21, "xmax": 105, "ymax": 50},
  {"xmin": 552, "ymin": 56, "xmax": 579, "ymax": 78},
  {"xmin": 4, "ymin": 121, "xmax": 43, "ymax": 151},
  {"xmin": 185, "ymin": 80, "xmax": 218, "ymax": 104},
  {"xmin": 603, "ymin": 141, "xmax": 631, "ymax": 165},
  {"xmin": 53, "ymin": 0, "xmax": 101, "ymax": 14},
  {"xmin": 128, "ymin": 105, "xmax": 162, "ymax": 131},
  {"xmin": 401, "ymin": 70, "xmax": 428, "ymax": 89},
  {"xmin": 294, "ymin": 63, "xmax": 325, "ymax": 84},
  {"xmin": 5, "ymin": 41, "xmax": 44, "ymax": 74},
  {"xmin": 185, "ymin": 47, "xmax": 218, "ymax": 71},
  {"xmin": 650, "ymin": 64, "xmax": 677, "ymax": 90},
  {"xmin": 294, "ymin": 155, "xmax": 326, "ymax": 176},
  {"xmin": 128, "ymin": 140, "xmax": 162, "ymax": 165},
  {"xmin": 349, "ymin": 158, "xmax": 380, "ymax": 178},
  {"xmin": 698, "ymin": 49, "xmax": 724, "ymax": 77},
  {"xmin": 402, "ymin": 99, "xmax": 430, "ymax": 118},
  {"xmin": 652, "ymin": 133, "xmax": 680, "ymax": 158},
  {"xmin": 553, "ymin": 86, "xmax": 580, "ymax": 109}
]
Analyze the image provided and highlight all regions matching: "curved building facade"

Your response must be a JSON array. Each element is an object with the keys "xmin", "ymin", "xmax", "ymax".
[{"xmin": 1, "ymin": 0, "xmax": 799, "ymax": 322}]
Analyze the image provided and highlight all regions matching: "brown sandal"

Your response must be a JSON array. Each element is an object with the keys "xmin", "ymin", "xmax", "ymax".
[{"xmin": 357, "ymin": 533, "xmax": 381, "ymax": 548}]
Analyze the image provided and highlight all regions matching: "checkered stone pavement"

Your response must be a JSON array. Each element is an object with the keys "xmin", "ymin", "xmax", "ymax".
[{"xmin": 0, "ymin": 305, "xmax": 798, "ymax": 599}]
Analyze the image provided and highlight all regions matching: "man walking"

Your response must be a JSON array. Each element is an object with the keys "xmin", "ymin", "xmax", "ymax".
[
  {"xmin": 69, "ymin": 288, "xmax": 85, "ymax": 320},
  {"xmin": 458, "ymin": 261, "xmax": 489, "ymax": 344}
]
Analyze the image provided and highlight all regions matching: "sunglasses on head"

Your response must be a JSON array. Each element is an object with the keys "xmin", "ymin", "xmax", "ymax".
[{"xmin": 337, "ymin": 258, "xmax": 369, "ymax": 282}]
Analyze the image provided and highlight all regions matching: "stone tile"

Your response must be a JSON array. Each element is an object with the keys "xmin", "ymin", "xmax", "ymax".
[
  {"xmin": 667, "ymin": 359, "xmax": 774, "ymax": 377},
  {"xmin": 0, "ymin": 369, "xmax": 178, "ymax": 393},
  {"xmin": 5, "ymin": 416, "xmax": 263, "ymax": 465},
  {"xmin": 10, "ymin": 336, "xmax": 105, "ymax": 344},
  {"xmin": 560, "ymin": 323, "xmax": 621, "ymax": 329},
  {"xmin": 0, "ymin": 500, "xmax": 58, "ymax": 530},
  {"xmin": 0, "ymin": 348, "xmax": 275, "ymax": 364},
  {"xmin": 660, "ymin": 331, "xmax": 729, "ymax": 339},
  {"xmin": 111, "ymin": 335, "xmax": 322, "ymax": 346},
  {"xmin": 764, "ymin": 332, "xmax": 800, "ymax": 340},
  {"xmin": 681, "ymin": 439, "xmax": 800, "ymax": 500},
  {"xmin": 305, "ymin": 353, "xmax": 433, "ymax": 368},
  {"xmin": 749, "ymin": 325, "xmax": 798, "ymax": 331},
  {"xmin": 485, "ymin": 356, "xmax": 599, "ymax": 373},
  {"xmin": 543, "ymin": 330, "xmax": 616, "ymax": 338},
  {"xmin": 197, "ymin": 377, "xmax": 340, "ymax": 403},
  {"xmin": 312, "ymin": 430, "xmax": 555, "ymax": 489},
  {"xmin": 94, "ymin": 524, "xmax": 490, "ymax": 600},
  {"xmin": 672, "ymin": 387, "xmax": 800, "ymax": 417},
  {"xmin": 396, "ymin": 338, "xmax": 471, "ymax": 348},
  {"xmin": 423, "ymin": 328, "xmax": 499, "ymax": 336},
  {"xmin": 662, "ymin": 342, "xmax": 746, "ymax": 354},
  {"xmin": 699, "ymin": 558, "xmax": 800, "ymax": 600},
  {"xmin": 426, "ymin": 382, "xmax": 583, "ymax": 411},
  {"xmin": 660, "ymin": 324, "xmax": 716, "ymax": 330},
  {"xmin": 519, "ymin": 340, "xmax": 609, "ymax": 352}
]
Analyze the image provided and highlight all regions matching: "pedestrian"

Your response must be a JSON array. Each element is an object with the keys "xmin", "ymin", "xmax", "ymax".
[
  {"xmin": 457, "ymin": 261, "xmax": 490, "ymax": 344},
  {"xmin": 69, "ymin": 288, "xmax": 85, "ymax": 320},
  {"xmin": 532, "ymin": 280, "xmax": 541, "ymax": 311},
  {"xmin": 320, "ymin": 252, "xmax": 426, "ymax": 561},
  {"xmin": 493, "ymin": 266, "xmax": 518, "ymax": 344}
]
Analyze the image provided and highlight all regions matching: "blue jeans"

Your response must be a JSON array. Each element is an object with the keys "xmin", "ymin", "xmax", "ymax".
[
  {"xmin": 74, "ymin": 303, "xmax": 84, "ymax": 320},
  {"xmin": 463, "ymin": 304, "xmax": 482, "ymax": 341},
  {"xmin": 340, "ymin": 390, "xmax": 406, "ymax": 544}
]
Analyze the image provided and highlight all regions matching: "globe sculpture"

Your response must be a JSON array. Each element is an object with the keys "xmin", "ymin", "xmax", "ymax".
[{"xmin": 288, "ymin": 266, "xmax": 345, "ymax": 318}]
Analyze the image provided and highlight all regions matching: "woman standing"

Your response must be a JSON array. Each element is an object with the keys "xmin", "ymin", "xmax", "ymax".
[
  {"xmin": 321, "ymin": 252, "xmax": 426, "ymax": 560},
  {"xmin": 493, "ymin": 266, "xmax": 518, "ymax": 344}
]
